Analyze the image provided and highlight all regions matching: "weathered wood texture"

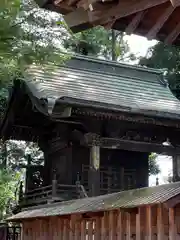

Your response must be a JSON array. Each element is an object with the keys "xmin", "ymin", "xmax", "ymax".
[
  {"xmin": 37, "ymin": 0, "xmax": 180, "ymax": 45},
  {"xmin": 21, "ymin": 204, "xmax": 180, "ymax": 239}
]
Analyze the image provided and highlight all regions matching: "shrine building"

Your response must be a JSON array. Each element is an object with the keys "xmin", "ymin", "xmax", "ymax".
[{"xmin": 1, "ymin": 55, "xmax": 180, "ymax": 207}]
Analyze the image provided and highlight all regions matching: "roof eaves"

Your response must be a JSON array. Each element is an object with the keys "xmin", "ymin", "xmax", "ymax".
[{"xmin": 56, "ymin": 97, "xmax": 180, "ymax": 121}]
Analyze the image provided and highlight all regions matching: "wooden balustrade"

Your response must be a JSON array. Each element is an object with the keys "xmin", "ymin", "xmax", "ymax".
[{"xmin": 20, "ymin": 181, "xmax": 88, "ymax": 207}]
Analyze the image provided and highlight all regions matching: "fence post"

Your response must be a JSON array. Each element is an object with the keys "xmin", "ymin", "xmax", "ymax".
[
  {"xmin": 76, "ymin": 172, "xmax": 81, "ymax": 199},
  {"xmin": 52, "ymin": 172, "xmax": 57, "ymax": 200}
]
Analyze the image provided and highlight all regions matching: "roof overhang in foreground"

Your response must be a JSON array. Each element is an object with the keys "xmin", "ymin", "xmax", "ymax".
[{"xmin": 36, "ymin": 0, "xmax": 180, "ymax": 46}]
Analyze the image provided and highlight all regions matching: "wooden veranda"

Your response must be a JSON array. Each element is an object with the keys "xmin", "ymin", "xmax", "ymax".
[{"xmin": 8, "ymin": 181, "xmax": 180, "ymax": 239}]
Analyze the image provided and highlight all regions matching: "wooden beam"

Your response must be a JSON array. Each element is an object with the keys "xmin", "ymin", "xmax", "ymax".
[
  {"xmin": 170, "ymin": 0, "xmax": 180, "ymax": 7},
  {"xmin": 146, "ymin": 5, "xmax": 175, "ymax": 40},
  {"xmin": 164, "ymin": 21, "xmax": 180, "ymax": 44},
  {"xmin": 103, "ymin": 0, "xmax": 169, "ymax": 26},
  {"xmin": 126, "ymin": 11, "xmax": 145, "ymax": 35},
  {"xmin": 64, "ymin": 0, "xmax": 169, "ymax": 32},
  {"xmin": 63, "ymin": 8, "xmax": 90, "ymax": 33},
  {"xmin": 83, "ymin": 135, "xmax": 180, "ymax": 155},
  {"xmin": 84, "ymin": 0, "xmax": 168, "ymax": 12}
]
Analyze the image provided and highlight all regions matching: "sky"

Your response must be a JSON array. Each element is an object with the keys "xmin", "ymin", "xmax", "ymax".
[
  {"xmin": 125, "ymin": 34, "xmax": 173, "ymax": 186},
  {"xmin": 124, "ymin": 34, "xmax": 157, "ymax": 58}
]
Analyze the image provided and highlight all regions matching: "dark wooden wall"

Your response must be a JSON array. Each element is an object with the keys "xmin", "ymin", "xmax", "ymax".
[
  {"xmin": 71, "ymin": 146, "xmax": 149, "ymax": 195},
  {"xmin": 34, "ymin": 142, "xmax": 149, "ymax": 196}
]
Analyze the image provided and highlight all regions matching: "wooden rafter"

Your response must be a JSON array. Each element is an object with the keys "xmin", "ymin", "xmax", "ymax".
[
  {"xmin": 63, "ymin": 8, "xmax": 92, "ymax": 32},
  {"xmin": 169, "ymin": 0, "xmax": 180, "ymax": 7},
  {"xmin": 125, "ymin": 11, "xmax": 146, "ymax": 35},
  {"xmin": 101, "ymin": 0, "xmax": 169, "ymax": 24},
  {"xmin": 80, "ymin": 0, "xmax": 168, "ymax": 11},
  {"xmin": 146, "ymin": 5, "xmax": 175, "ymax": 40},
  {"xmin": 54, "ymin": 0, "xmax": 63, "ymax": 5},
  {"xmin": 164, "ymin": 21, "xmax": 180, "ymax": 44},
  {"xmin": 64, "ymin": 0, "xmax": 169, "ymax": 32}
]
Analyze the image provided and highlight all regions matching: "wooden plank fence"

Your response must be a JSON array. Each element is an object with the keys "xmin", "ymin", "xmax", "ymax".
[{"xmin": 21, "ymin": 204, "xmax": 180, "ymax": 239}]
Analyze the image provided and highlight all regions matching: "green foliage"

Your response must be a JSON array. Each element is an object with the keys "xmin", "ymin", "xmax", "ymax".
[
  {"xmin": 149, "ymin": 153, "xmax": 160, "ymax": 176},
  {"xmin": 0, "ymin": 0, "xmax": 67, "ymax": 85},
  {"xmin": 0, "ymin": 140, "xmax": 42, "ymax": 219},
  {"xmin": 0, "ymin": 140, "xmax": 43, "ymax": 169},
  {"xmin": 0, "ymin": 168, "xmax": 21, "ymax": 219},
  {"xmin": 64, "ymin": 27, "xmax": 135, "ymax": 61},
  {"xmin": 139, "ymin": 42, "xmax": 180, "ymax": 99}
]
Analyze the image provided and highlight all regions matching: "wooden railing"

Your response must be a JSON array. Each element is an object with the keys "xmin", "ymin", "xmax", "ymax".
[
  {"xmin": 20, "ymin": 180, "xmax": 88, "ymax": 207},
  {"xmin": 23, "ymin": 185, "xmax": 52, "ymax": 205},
  {"xmin": 81, "ymin": 164, "xmax": 137, "ymax": 194}
]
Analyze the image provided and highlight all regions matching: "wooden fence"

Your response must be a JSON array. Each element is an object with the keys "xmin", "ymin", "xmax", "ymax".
[{"xmin": 21, "ymin": 203, "xmax": 180, "ymax": 239}]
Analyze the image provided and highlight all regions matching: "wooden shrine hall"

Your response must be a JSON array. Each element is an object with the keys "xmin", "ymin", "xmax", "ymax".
[
  {"xmin": 36, "ymin": 0, "xmax": 180, "ymax": 46},
  {"xmin": 1, "ymin": 55, "xmax": 180, "ymax": 207}
]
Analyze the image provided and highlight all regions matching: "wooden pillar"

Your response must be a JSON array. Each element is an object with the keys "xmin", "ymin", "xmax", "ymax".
[
  {"xmin": 172, "ymin": 155, "xmax": 180, "ymax": 182},
  {"xmin": 137, "ymin": 153, "xmax": 149, "ymax": 188},
  {"xmin": 107, "ymin": 166, "xmax": 112, "ymax": 193},
  {"xmin": 89, "ymin": 145, "xmax": 100, "ymax": 196},
  {"xmin": 52, "ymin": 177, "xmax": 57, "ymax": 200}
]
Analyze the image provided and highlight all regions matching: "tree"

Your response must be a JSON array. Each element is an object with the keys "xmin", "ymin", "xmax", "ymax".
[
  {"xmin": 0, "ymin": 140, "xmax": 43, "ymax": 219},
  {"xmin": 149, "ymin": 153, "xmax": 160, "ymax": 176},
  {"xmin": 0, "ymin": 0, "xmax": 69, "ymax": 218},
  {"xmin": 0, "ymin": 140, "xmax": 43, "ymax": 169},
  {"xmin": 64, "ymin": 27, "xmax": 135, "ymax": 61},
  {"xmin": 139, "ymin": 42, "xmax": 180, "ymax": 99},
  {"xmin": 0, "ymin": 0, "xmax": 68, "ymax": 85},
  {"xmin": 0, "ymin": 168, "xmax": 21, "ymax": 220}
]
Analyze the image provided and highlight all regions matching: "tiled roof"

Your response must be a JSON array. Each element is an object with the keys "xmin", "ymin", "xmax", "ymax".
[
  {"xmin": 8, "ymin": 182, "xmax": 180, "ymax": 221},
  {"xmin": 23, "ymin": 55, "xmax": 180, "ymax": 119}
]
